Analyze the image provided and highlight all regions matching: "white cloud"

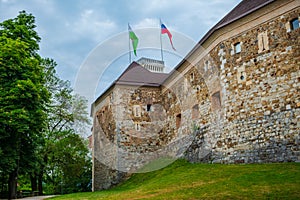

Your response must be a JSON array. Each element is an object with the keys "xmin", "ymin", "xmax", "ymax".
[
  {"xmin": 134, "ymin": 18, "xmax": 159, "ymax": 29},
  {"xmin": 71, "ymin": 9, "xmax": 117, "ymax": 43}
]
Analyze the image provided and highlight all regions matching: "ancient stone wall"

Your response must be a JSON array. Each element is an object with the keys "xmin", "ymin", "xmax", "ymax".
[
  {"xmin": 185, "ymin": 6, "xmax": 300, "ymax": 163},
  {"xmin": 92, "ymin": 2, "xmax": 300, "ymax": 191},
  {"xmin": 93, "ymin": 92, "xmax": 127, "ymax": 191}
]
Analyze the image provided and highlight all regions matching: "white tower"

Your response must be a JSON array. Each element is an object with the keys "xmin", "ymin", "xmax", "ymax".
[{"xmin": 137, "ymin": 57, "xmax": 165, "ymax": 73}]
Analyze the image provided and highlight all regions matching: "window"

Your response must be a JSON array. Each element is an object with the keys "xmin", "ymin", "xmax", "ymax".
[
  {"xmin": 234, "ymin": 42, "xmax": 241, "ymax": 54},
  {"xmin": 167, "ymin": 91, "xmax": 172, "ymax": 99},
  {"xmin": 237, "ymin": 66, "xmax": 246, "ymax": 83},
  {"xmin": 204, "ymin": 60, "xmax": 209, "ymax": 71},
  {"xmin": 146, "ymin": 104, "xmax": 152, "ymax": 112},
  {"xmin": 290, "ymin": 18, "xmax": 299, "ymax": 30},
  {"xmin": 176, "ymin": 114, "xmax": 181, "ymax": 129},
  {"xmin": 135, "ymin": 122, "xmax": 141, "ymax": 131},
  {"xmin": 190, "ymin": 72, "xmax": 194, "ymax": 81},
  {"xmin": 133, "ymin": 105, "xmax": 141, "ymax": 117}
]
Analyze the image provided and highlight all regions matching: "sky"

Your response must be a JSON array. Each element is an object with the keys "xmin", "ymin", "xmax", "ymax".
[{"xmin": 0, "ymin": 0, "xmax": 242, "ymax": 113}]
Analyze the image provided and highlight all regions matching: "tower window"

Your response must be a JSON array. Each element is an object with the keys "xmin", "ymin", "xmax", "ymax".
[{"xmin": 290, "ymin": 18, "xmax": 299, "ymax": 30}]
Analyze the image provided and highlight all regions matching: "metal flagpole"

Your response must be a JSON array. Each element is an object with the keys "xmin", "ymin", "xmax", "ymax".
[
  {"xmin": 128, "ymin": 23, "xmax": 132, "ymax": 64},
  {"xmin": 159, "ymin": 18, "xmax": 164, "ymax": 62}
]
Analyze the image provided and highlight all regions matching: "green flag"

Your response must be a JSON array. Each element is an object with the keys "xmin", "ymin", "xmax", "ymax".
[{"xmin": 128, "ymin": 24, "xmax": 138, "ymax": 56}]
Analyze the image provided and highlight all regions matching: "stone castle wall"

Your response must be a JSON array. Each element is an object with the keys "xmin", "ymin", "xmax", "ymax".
[
  {"xmin": 92, "ymin": 2, "xmax": 300, "ymax": 191},
  {"xmin": 184, "ymin": 5, "xmax": 300, "ymax": 163}
]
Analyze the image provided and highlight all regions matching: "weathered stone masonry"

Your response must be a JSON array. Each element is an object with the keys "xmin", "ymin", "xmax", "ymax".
[
  {"xmin": 91, "ymin": 0, "xmax": 300, "ymax": 191},
  {"xmin": 178, "ymin": 0, "xmax": 300, "ymax": 164}
]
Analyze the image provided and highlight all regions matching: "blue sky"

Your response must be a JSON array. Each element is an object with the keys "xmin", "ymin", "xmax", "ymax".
[{"xmin": 0, "ymin": 0, "xmax": 242, "ymax": 106}]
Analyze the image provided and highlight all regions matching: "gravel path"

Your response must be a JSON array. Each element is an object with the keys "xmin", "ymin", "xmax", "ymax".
[{"xmin": 18, "ymin": 196, "xmax": 57, "ymax": 200}]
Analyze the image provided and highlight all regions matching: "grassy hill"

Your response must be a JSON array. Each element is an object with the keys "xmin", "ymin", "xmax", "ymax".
[{"xmin": 50, "ymin": 159, "xmax": 300, "ymax": 199}]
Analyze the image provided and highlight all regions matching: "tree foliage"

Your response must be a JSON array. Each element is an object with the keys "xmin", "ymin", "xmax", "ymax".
[
  {"xmin": 0, "ymin": 11, "xmax": 91, "ymax": 198},
  {"xmin": 36, "ymin": 59, "xmax": 91, "ymax": 194},
  {"xmin": 0, "ymin": 11, "xmax": 49, "ymax": 199}
]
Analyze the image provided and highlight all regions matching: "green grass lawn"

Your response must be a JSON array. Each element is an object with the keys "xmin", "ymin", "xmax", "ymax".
[{"xmin": 50, "ymin": 159, "xmax": 300, "ymax": 199}]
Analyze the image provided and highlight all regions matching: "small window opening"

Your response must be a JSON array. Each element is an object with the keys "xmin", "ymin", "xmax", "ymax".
[
  {"xmin": 147, "ymin": 104, "xmax": 152, "ymax": 112},
  {"xmin": 176, "ymin": 114, "xmax": 181, "ymax": 129},
  {"xmin": 290, "ymin": 18, "xmax": 299, "ymax": 30},
  {"xmin": 204, "ymin": 60, "xmax": 209, "ymax": 71},
  {"xmin": 234, "ymin": 42, "xmax": 241, "ymax": 54},
  {"xmin": 240, "ymin": 72, "xmax": 245, "ymax": 80},
  {"xmin": 190, "ymin": 73, "xmax": 194, "ymax": 81},
  {"xmin": 167, "ymin": 91, "xmax": 172, "ymax": 99},
  {"xmin": 135, "ymin": 123, "xmax": 141, "ymax": 131}
]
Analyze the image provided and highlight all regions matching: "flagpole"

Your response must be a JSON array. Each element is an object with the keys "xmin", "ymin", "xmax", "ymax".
[
  {"xmin": 159, "ymin": 19, "xmax": 164, "ymax": 62},
  {"xmin": 128, "ymin": 23, "xmax": 131, "ymax": 64}
]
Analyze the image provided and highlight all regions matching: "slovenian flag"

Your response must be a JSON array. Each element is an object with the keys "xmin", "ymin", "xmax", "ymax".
[
  {"xmin": 128, "ymin": 24, "xmax": 139, "ymax": 56},
  {"xmin": 161, "ymin": 21, "xmax": 176, "ymax": 51}
]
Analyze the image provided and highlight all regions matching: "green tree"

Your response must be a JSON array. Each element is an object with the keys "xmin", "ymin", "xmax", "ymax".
[
  {"xmin": 43, "ymin": 130, "xmax": 91, "ymax": 194},
  {"xmin": 0, "ymin": 12, "xmax": 91, "ymax": 198},
  {"xmin": 31, "ymin": 59, "xmax": 91, "ymax": 195},
  {"xmin": 0, "ymin": 11, "xmax": 49, "ymax": 199}
]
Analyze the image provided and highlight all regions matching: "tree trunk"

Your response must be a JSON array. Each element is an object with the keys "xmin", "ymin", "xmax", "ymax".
[
  {"xmin": 38, "ymin": 167, "xmax": 44, "ymax": 195},
  {"xmin": 30, "ymin": 174, "xmax": 38, "ymax": 192},
  {"xmin": 8, "ymin": 169, "xmax": 18, "ymax": 200}
]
